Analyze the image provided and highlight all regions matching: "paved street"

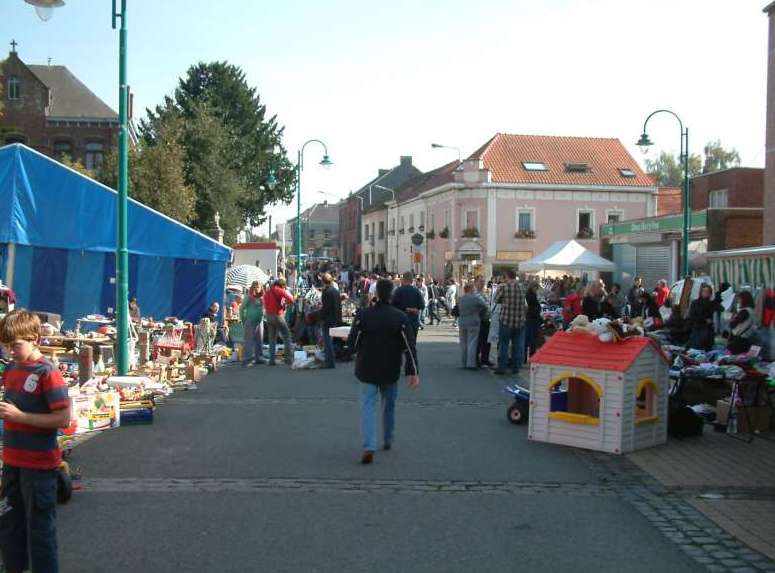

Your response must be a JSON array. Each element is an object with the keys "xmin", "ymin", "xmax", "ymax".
[{"xmin": 58, "ymin": 325, "xmax": 721, "ymax": 573}]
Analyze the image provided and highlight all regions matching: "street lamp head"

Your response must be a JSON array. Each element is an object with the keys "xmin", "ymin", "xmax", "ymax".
[
  {"xmin": 636, "ymin": 133, "xmax": 654, "ymax": 154},
  {"xmin": 24, "ymin": 0, "xmax": 65, "ymax": 21},
  {"xmin": 320, "ymin": 154, "xmax": 333, "ymax": 169},
  {"xmin": 266, "ymin": 171, "xmax": 278, "ymax": 191},
  {"xmin": 431, "ymin": 143, "xmax": 444, "ymax": 149}
]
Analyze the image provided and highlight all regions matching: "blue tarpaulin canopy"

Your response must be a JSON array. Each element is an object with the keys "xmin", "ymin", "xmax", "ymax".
[{"xmin": 0, "ymin": 144, "xmax": 231, "ymax": 326}]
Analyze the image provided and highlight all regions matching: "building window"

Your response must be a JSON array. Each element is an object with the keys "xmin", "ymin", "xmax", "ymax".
[
  {"xmin": 548, "ymin": 375, "xmax": 601, "ymax": 426},
  {"xmin": 444, "ymin": 209, "xmax": 451, "ymax": 230},
  {"xmin": 371, "ymin": 223, "xmax": 375, "ymax": 240},
  {"xmin": 364, "ymin": 224, "xmax": 369, "ymax": 238},
  {"xmin": 606, "ymin": 210, "xmax": 623, "ymax": 224},
  {"xmin": 53, "ymin": 140, "xmax": 73, "ymax": 161},
  {"xmin": 400, "ymin": 216, "xmax": 405, "ymax": 231},
  {"xmin": 565, "ymin": 162, "xmax": 590, "ymax": 173},
  {"xmin": 577, "ymin": 210, "xmax": 594, "ymax": 238},
  {"xmin": 324, "ymin": 229, "xmax": 331, "ymax": 240},
  {"xmin": 391, "ymin": 218, "xmax": 395, "ymax": 231},
  {"xmin": 409, "ymin": 214, "xmax": 414, "ymax": 230},
  {"xmin": 522, "ymin": 161, "xmax": 547, "ymax": 171},
  {"xmin": 378, "ymin": 221, "xmax": 384, "ymax": 239},
  {"xmin": 430, "ymin": 213, "xmax": 435, "ymax": 231},
  {"xmin": 619, "ymin": 168, "xmax": 636, "ymax": 178},
  {"xmin": 518, "ymin": 210, "xmax": 533, "ymax": 232},
  {"xmin": 709, "ymin": 189, "xmax": 728, "ymax": 208},
  {"xmin": 7, "ymin": 76, "xmax": 20, "ymax": 100},
  {"xmin": 85, "ymin": 141, "xmax": 104, "ymax": 171}
]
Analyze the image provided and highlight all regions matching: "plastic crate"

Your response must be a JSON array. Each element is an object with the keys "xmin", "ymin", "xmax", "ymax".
[{"xmin": 120, "ymin": 408, "xmax": 154, "ymax": 425}]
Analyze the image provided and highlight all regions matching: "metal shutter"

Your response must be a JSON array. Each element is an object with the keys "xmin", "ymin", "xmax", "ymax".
[{"xmin": 636, "ymin": 245, "xmax": 671, "ymax": 290}]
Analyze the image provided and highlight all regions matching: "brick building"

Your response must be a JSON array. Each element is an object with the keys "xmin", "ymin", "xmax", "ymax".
[
  {"xmin": 339, "ymin": 156, "xmax": 421, "ymax": 269},
  {"xmin": 0, "ymin": 43, "xmax": 123, "ymax": 170}
]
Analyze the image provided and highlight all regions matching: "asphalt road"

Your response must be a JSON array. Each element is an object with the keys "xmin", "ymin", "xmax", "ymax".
[{"xmin": 57, "ymin": 323, "xmax": 703, "ymax": 573}]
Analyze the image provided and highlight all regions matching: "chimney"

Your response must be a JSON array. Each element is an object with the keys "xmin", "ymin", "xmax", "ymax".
[{"xmin": 400, "ymin": 156, "xmax": 412, "ymax": 167}]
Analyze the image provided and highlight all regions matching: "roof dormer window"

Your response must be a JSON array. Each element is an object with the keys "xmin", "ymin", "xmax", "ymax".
[
  {"xmin": 522, "ymin": 161, "xmax": 547, "ymax": 172},
  {"xmin": 565, "ymin": 162, "xmax": 590, "ymax": 173},
  {"xmin": 619, "ymin": 168, "xmax": 636, "ymax": 178}
]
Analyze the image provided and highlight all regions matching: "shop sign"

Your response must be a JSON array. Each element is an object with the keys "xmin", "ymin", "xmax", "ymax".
[
  {"xmin": 411, "ymin": 233, "xmax": 424, "ymax": 246},
  {"xmin": 601, "ymin": 211, "xmax": 707, "ymax": 238},
  {"xmin": 496, "ymin": 250, "xmax": 533, "ymax": 262}
]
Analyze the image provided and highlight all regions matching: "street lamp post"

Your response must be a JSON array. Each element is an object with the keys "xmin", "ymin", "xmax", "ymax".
[
  {"xmin": 295, "ymin": 140, "xmax": 332, "ymax": 288},
  {"xmin": 636, "ymin": 110, "xmax": 690, "ymax": 277},
  {"xmin": 26, "ymin": 0, "xmax": 131, "ymax": 374}
]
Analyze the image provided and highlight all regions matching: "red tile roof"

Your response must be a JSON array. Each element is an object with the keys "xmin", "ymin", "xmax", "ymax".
[
  {"xmin": 530, "ymin": 331, "xmax": 669, "ymax": 373},
  {"xmin": 469, "ymin": 133, "xmax": 655, "ymax": 188},
  {"xmin": 657, "ymin": 187, "xmax": 682, "ymax": 216},
  {"xmin": 233, "ymin": 242, "xmax": 278, "ymax": 250}
]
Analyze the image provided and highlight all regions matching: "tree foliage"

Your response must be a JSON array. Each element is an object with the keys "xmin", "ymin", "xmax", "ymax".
[
  {"xmin": 97, "ymin": 118, "xmax": 196, "ymax": 224},
  {"xmin": 645, "ymin": 140, "xmax": 741, "ymax": 187},
  {"xmin": 703, "ymin": 140, "xmax": 741, "ymax": 173},
  {"xmin": 140, "ymin": 61, "xmax": 295, "ymax": 243}
]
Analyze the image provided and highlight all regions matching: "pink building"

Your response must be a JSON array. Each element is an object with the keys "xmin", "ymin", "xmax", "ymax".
[{"xmin": 377, "ymin": 134, "xmax": 657, "ymax": 279}]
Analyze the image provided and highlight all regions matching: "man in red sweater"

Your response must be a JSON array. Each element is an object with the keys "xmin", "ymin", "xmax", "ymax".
[
  {"xmin": 263, "ymin": 277, "xmax": 295, "ymax": 366},
  {"xmin": 654, "ymin": 279, "xmax": 670, "ymax": 308}
]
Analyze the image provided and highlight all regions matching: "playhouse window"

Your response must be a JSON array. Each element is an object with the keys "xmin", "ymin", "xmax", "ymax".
[
  {"xmin": 548, "ymin": 376, "xmax": 601, "ymax": 425},
  {"xmin": 635, "ymin": 380, "xmax": 657, "ymax": 424}
]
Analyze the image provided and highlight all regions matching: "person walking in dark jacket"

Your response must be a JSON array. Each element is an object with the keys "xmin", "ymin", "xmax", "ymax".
[
  {"xmin": 392, "ymin": 271, "xmax": 425, "ymax": 333},
  {"xmin": 319, "ymin": 273, "xmax": 342, "ymax": 369},
  {"xmin": 346, "ymin": 279, "xmax": 419, "ymax": 465}
]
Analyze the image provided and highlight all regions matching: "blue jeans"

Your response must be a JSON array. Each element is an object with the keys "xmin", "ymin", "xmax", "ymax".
[
  {"xmin": 498, "ymin": 323, "xmax": 525, "ymax": 372},
  {"xmin": 242, "ymin": 319, "xmax": 264, "ymax": 364},
  {"xmin": 360, "ymin": 383, "xmax": 397, "ymax": 451},
  {"xmin": 321, "ymin": 324, "xmax": 335, "ymax": 368},
  {"xmin": 0, "ymin": 466, "xmax": 59, "ymax": 573}
]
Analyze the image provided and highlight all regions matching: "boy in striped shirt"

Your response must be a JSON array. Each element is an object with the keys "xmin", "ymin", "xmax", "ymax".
[{"xmin": 0, "ymin": 310, "xmax": 71, "ymax": 573}]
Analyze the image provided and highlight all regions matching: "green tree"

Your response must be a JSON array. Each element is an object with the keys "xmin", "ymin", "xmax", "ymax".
[
  {"xmin": 97, "ymin": 119, "xmax": 195, "ymax": 224},
  {"xmin": 645, "ymin": 151, "xmax": 703, "ymax": 187},
  {"xmin": 60, "ymin": 155, "xmax": 93, "ymax": 177},
  {"xmin": 140, "ymin": 61, "xmax": 295, "ymax": 232},
  {"xmin": 703, "ymin": 140, "xmax": 741, "ymax": 173},
  {"xmin": 645, "ymin": 140, "xmax": 742, "ymax": 186}
]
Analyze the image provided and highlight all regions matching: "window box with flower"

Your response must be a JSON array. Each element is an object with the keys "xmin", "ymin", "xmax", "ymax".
[
  {"xmin": 576, "ymin": 227, "xmax": 594, "ymax": 239},
  {"xmin": 439, "ymin": 226, "xmax": 449, "ymax": 239},
  {"xmin": 425, "ymin": 229, "xmax": 436, "ymax": 240},
  {"xmin": 515, "ymin": 229, "xmax": 535, "ymax": 239},
  {"xmin": 399, "ymin": 228, "xmax": 406, "ymax": 235},
  {"xmin": 461, "ymin": 227, "xmax": 480, "ymax": 238}
]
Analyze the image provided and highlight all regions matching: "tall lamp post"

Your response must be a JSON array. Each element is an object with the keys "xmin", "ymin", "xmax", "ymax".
[
  {"xmin": 295, "ymin": 140, "xmax": 332, "ymax": 287},
  {"xmin": 26, "ymin": 0, "xmax": 131, "ymax": 374},
  {"xmin": 636, "ymin": 110, "xmax": 690, "ymax": 277}
]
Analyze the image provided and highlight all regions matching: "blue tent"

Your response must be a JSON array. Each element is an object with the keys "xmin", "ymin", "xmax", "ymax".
[{"xmin": 0, "ymin": 144, "xmax": 231, "ymax": 326}]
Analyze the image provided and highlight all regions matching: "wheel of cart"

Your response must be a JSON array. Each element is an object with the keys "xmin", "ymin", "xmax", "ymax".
[{"xmin": 504, "ymin": 384, "xmax": 530, "ymax": 425}]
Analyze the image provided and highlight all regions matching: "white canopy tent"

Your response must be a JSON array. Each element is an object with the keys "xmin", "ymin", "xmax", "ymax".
[{"xmin": 519, "ymin": 240, "xmax": 616, "ymax": 273}]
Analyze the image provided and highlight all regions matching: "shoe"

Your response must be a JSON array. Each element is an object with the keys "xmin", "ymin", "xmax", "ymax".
[
  {"xmin": 383, "ymin": 443, "xmax": 392, "ymax": 451},
  {"xmin": 493, "ymin": 369, "xmax": 507, "ymax": 375},
  {"xmin": 360, "ymin": 450, "xmax": 374, "ymax": 464}
]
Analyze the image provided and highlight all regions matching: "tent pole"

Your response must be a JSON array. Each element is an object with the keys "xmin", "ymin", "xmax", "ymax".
[{"xmin": 5, "ymin": 243, "xmax": 16, "ymax": 290}]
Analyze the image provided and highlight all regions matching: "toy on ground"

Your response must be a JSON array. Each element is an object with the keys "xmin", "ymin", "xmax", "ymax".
[{"xmin": 527, "ymin": 331, "xmax": 670, "ymax": 454}]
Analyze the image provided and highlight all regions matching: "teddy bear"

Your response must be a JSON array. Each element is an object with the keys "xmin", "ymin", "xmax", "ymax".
[{"xmin": 591, "ymin": 317, "xmax": 614, "ymax": 343}]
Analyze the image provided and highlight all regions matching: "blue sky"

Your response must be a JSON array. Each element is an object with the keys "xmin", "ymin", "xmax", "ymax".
[{"xmin": 1, "ymin": 0, "xmax": 768, "ymax": 228}]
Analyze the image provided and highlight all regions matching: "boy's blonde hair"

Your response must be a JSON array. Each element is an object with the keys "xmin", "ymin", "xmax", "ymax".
[{"xmin": 0, "ymin": 309, "xmax": 41, "ymax": 344}]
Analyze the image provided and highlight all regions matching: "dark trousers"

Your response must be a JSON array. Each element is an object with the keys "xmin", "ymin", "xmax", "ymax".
[
  {"xmin": 428, "ymin": 301, "xmax": 441, "ymax": 325},
  {"xmin": 478, "ymin": 319, "xmax": 491, "ymax": 365},
  {"xmin": 0, "ymin": 465, "xmax": 59, "ymax": 573},
  {"xmin": 524, "ymin": 318, "xmax": 540, "ymax": 363}
]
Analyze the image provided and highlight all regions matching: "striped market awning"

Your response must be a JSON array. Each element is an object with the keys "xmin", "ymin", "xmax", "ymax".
[{"xmin": 710, "ymin": 255, "xmax": 775, "ymax": 289}]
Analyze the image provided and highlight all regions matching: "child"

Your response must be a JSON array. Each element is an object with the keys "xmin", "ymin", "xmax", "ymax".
[{"xmin": 0, "ymin": 309, "xmax": 71, "ymax": 573}]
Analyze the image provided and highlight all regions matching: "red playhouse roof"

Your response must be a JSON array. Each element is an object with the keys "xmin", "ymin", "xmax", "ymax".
[
  {"xmin": 530, "ymin": 331, "xmax": 669, "ymax": 373},
  {"xmin": 232, "ymin": 242, "xmax": 278, "ymax": 250}
]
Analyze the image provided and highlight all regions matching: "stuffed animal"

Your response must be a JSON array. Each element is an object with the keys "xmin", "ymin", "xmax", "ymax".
[
  {"xmin": 591, "ymin": 318, "xmax": 613, "ymax": 343},
  {"xmin": 569, "ymin": 314, "xmax": 594, "ymax": 334}
]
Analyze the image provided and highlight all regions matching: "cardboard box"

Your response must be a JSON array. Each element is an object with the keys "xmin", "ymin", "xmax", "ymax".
[{"xmin": 716, "ymin": 399, "xmax": 771, "ymax": 433}]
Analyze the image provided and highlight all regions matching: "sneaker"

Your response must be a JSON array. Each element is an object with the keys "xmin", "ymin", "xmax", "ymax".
[
  {"xmin": 360, "ymin": 450, "xmax": 374, "ymax": 464},
  {"xmin": 383, "ymin": 443, "xmax": 392, "ymax": 451}
]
